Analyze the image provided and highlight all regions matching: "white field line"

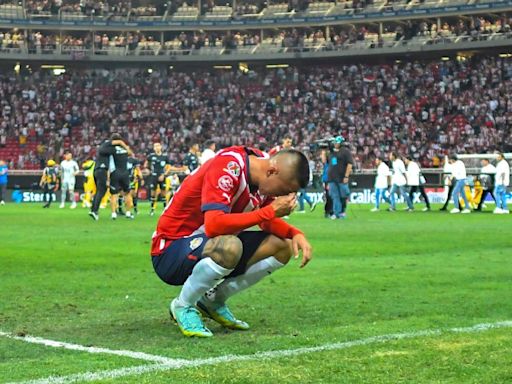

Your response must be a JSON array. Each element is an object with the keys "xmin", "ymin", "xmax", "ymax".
[
  {"xmin": 0, "ymin": 331, "xmax": 187, "ymax": 365},
  {"xmin": 4, "ymin": 320, "xmax": 512, "ymax": 384}
]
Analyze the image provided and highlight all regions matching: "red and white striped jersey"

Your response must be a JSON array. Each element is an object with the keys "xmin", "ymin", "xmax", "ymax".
[{"xmin": 151, "ymin": 146, "xmax": 272, "ymax": 255}]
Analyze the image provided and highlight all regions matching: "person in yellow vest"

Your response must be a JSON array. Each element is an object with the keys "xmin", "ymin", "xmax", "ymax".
[
  {"xmin": 462, "ymin": 175, "xmax": 478, "ymax": 210},
  {"xmin": 82, "ymin": 159, "xmax": 96, "ymax": 208},
  {"xmin": 100, "ymin": 177, "xmax": 111, "ymax": 209},
  {"xmin": 128, "ymin": 157, "xmax": 144, "ymax": 214},
  {"xmin": 40, "ymin": 159, "xmax": 59, "ymax": 208}
]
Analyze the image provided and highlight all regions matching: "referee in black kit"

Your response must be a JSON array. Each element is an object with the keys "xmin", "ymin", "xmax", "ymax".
[{"xmin": 89, "ymin": 134, "xmax": 131, "ymax": 221}]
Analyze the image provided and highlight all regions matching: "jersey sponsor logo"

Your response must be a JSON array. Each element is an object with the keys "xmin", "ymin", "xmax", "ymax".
[
  {"xmin": 218, "ymin": 175, "xmax": 234, "ymax": 192},
  {"xmin": 223, "ymin": 161, "xmax": 241, "ymax": 178},
  {"xmin": 222, "ymin": 192, "xmax": 232, "ymax": 204},
  {"xmin": 189, "ymin": 237, "xmax": 204, "ymax": 251}
]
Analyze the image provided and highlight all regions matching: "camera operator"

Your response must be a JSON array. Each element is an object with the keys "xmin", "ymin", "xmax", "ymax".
[{"xmin": 321, "ymin": 136, "xmax": 353, "ymax": 219}]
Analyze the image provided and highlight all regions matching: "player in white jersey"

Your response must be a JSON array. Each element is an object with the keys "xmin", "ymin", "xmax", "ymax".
[{"xmin": 59, "ymin": 152, "xmax": 80, "ymax": 209}]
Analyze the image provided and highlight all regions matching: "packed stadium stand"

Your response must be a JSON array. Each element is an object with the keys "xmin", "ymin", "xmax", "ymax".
[{"xmin": 1, "ymin": 0, "xmax": 512, "ymax": 170}]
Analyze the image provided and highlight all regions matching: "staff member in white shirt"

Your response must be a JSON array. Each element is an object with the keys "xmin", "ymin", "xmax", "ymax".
[
  {"xmin": 476, "ymin": 158, "xmax": 496, "ymax": 211},
  {"xmin": 59, "ymin": 152, "xmax": 80, "ymax": 209},
  {"xmin": 448, "ymin": 154, "xmax": 471, "ymax": 214},
  {"xmin": 403, "ymin": 156, "xmax": 431, "ymax": 211},
  {"xmin": 389, "ymin": 152, "xmax": 413, "ymax": 211},
  {"xmin": 199, "ymin": 140, "xmax": 216, "ymax": 165},
  {"xmin": 494, "ymin": 152, "xmax": 510, "ymax": 214},
  {"xmin": 371, "ymin": 157, "xmax": 390, "ymax": 212}
]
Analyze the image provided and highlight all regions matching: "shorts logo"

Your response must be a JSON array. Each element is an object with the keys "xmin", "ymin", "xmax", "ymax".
[
  {"xmin": 189, "ymin": 237, "xmax": 204, "ymax": 251},
  {"xmin": 223, "ymin": 161, "xmax": 241, "ymax": 178},
  {"xmin": 218, "ymin": 175, "xmax": 234, "ymax": 192}
]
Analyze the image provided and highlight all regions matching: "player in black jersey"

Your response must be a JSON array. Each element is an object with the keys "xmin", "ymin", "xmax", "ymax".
[
  {"xmin": 109, "ymin": 134, "xmax": 135, "ymax": 220},
  {"xmin": 89, "ymin": 135, "xmax": 131, "ymax": 221},
  {"xmin": 183, "ymin": 143, "xmax": 200, "ymax": 173},
  {"xmin": 146, "ymin": 142, "xmax": 186, "ymax": 216}
]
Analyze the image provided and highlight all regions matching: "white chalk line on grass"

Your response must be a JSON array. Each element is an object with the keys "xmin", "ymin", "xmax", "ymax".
[
  {"xmin": 0, "ymin": 331, "xmax": 187, "ymax": 365},
  {"xmin": 4, "ymin": 320, "xmax": 512, "ymax": 384}
]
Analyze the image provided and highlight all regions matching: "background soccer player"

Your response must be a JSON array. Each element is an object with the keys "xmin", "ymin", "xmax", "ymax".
[
  {"xmin": 183, "ymin": 143, "xmax": 200, "ymax": 173},
  {"xmin": 200, "ymin": 140, "xmax": 216, "ymax": 165},
  {"xmin": 108, "ymin": 136, "xmax": 135, "ymax": 220},
  {"xmin": 59, "ymin": 152, "xmax": 79, "ymax": 209},
  {"xmin": 89, "ymin": 136, "xmax": 131, "ymax": 221},
  {"xmin": 147, "ymin": 142, "xmax": 185, "ymax": 216},
  {"xmin": 151, "ymin": 146, "xmax": 312, "ymax": 338}
]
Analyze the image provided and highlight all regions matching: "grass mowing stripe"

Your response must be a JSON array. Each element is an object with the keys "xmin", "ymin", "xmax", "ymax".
[
  {"xmin": 5, "ymin": 364, "xmax": 165, "ymax": 384},
  {"xmin": 7, "ymin": 320, "xmax": 512, "ymax": 384},
  {"xmin": 0, "ymin": 331, "xmax": 186, "ymax": 365}
]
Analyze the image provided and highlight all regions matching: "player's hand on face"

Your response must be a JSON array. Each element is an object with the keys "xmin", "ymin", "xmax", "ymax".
[
  {"xmin": 271, "ymin": 193, "xmax": 297, "ymax": 218},
  {"xmin": 292, "ymin": 233, "xmax": 313, "ymax": 268}
]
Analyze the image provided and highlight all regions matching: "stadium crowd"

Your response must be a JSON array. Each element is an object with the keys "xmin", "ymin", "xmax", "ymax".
[{"xmin": 0, "ymin": 55, "xmax": 511, "ymax": 171}]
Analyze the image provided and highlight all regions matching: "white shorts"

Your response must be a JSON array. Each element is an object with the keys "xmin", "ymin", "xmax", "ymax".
[{"xmin": 62, "ymin": 180, "xmax": 76, "ymax": 190}]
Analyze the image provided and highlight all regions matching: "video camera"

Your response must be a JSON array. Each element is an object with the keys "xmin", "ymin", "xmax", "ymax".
[{"xmin": 310, "ymin": 136, "xmax": 345, "ymax": 151}]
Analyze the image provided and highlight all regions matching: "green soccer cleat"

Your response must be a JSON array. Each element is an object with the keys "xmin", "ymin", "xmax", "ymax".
[
  {"xmin": 170, "ymin": 298, "xmax": 213, "ymax": 338},
  {"xmin": 196, "ymin": 298, "xmax": 250, "ymax": 331}
]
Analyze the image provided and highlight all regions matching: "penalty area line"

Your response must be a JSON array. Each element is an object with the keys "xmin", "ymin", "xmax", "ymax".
[{"xmin": 5, "ymin": 320, "xmax": 512, "ymax": 384}]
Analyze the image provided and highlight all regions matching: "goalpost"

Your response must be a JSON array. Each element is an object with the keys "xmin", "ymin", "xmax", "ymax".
[{"xmin": 456, "ymin": 153, "xmax": 512, "ymax": 172}]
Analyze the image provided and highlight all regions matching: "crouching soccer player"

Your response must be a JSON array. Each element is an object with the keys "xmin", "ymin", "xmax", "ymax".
[{"xmin": 151, "ymin": 147, "xmax": 313, "ymax": 337}]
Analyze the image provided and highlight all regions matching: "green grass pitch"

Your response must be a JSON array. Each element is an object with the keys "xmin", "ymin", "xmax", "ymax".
[{"xmin": 0, "ymin": 202, "xmax": 511, "ymax": 383}]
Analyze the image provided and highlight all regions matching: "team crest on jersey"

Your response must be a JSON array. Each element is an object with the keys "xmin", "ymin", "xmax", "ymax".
[
  {"xmin": 218, "ymin": 175, "xmax": 234, "ymax": 192},
  {"xmin": 189, "ymin": 237, "xmax": 204, "ymax": 251},
  {"xmin": 223, "ymin": 161, "xmax": 241, "ymax": 178}
]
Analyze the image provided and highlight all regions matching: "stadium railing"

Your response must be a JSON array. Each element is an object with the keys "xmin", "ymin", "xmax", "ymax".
[{"xmin": 2, "ymin": 30, "xmax": 512, "ymax": 61}]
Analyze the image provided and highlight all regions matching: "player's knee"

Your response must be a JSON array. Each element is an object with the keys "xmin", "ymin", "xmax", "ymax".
[
  {"xmin": 204, "ymin": 235, "xmax": 243, "ymax": 269},
  {"xmin": 273, "ymin": 238, "xmax": 293, "ymax": 265},
  {"xmin": 217, "ymin": 235, "xmax": 243, "ymax": 268}
]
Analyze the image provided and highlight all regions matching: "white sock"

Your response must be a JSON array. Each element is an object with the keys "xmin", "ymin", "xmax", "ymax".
[
  {"xmin": 207, "ymin": 256, "xmax": 284, "ymax": 305},
  {"xmin": 177, "ymin": 258, "xmax": 233, "ymax": 307},
  {"xmin": 61, "ymin": 190, "xmax": 66, "ymax": 204}
]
